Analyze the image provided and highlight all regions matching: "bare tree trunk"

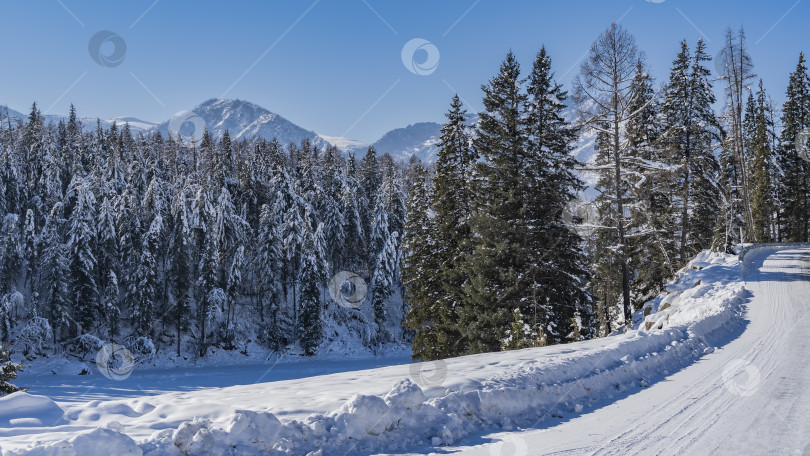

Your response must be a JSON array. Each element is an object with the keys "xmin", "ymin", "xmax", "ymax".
[{"xmin": 574, "ymin": 24, "xmax": 642, "ymax": 326}]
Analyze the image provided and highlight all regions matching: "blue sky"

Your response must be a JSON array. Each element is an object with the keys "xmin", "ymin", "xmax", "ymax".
[{"xmin": 0, "ymin": 0, "xmax": 807, "ymax": 143}]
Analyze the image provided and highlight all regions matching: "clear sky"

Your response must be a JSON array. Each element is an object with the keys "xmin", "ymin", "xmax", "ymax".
[{"xmin": 0, "ymin": 0, "xmax": 807, "ymax": 143}]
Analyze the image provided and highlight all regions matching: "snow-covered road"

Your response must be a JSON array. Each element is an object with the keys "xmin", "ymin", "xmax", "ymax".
[
  {"xmin": 453, "ymin": 246, "xmax": 810, "ymax": 455},
  {"xmin": 2, "ymin": 246, "xmax": 808, "ymax": 455}
]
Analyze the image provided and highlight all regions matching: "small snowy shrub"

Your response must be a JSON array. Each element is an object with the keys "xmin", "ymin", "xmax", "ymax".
[
  {"xmin": 15, "ymin": 317, "xmax": 53, "ymax": 357},
  {"xmin": 126, "ymin": 336, "xmax": 156, "ymax": 362}
]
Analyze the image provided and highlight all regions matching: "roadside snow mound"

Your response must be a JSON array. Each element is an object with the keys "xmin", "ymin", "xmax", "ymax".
[
  {"xmin": 4, "ymin": 427, "xmax": 142, "ymax": 456},
  {"xmin": 0, "ymin": 392, "xmax": 66, "ymax": 427},
  {"xmin": 10, "ymin": 250, "xmax": 747, "ymax": 455},
  {"xmin": 636, "ymin": 250, "xmax": 745, "ymax": 334}
]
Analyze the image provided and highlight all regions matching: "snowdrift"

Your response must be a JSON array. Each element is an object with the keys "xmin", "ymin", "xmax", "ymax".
[{"xmin": 4, "ymin": 250, "xmax": 748, "ymax": 455}]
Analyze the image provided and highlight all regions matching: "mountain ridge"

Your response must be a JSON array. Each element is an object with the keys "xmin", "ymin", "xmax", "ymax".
[{"xmin": 2, "ymin": 99, "xmax": 594, "ymax": 167}]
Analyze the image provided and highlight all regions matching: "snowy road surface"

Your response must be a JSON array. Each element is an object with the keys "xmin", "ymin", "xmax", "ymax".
[
  {"xmin": 451, "ymin": 246, "xmax": 810, "ymax": 455},
  {"xmin": 1, "ymin": 246, "xmax": 808, "ymax": 455}
]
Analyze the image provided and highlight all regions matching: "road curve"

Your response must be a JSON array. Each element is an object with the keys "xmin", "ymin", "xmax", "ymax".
[{"xmin": 446, "ymin": 246, "xmax": 810, "ymax": 456}]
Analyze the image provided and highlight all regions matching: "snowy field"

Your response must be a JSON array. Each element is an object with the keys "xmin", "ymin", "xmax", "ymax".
[{"xmin": 1, "ymin": 246, "xmax": 808, "ymax": 455}]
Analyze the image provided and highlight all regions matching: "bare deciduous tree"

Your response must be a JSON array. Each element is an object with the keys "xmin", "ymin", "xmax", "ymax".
[{"xmin": 574, "ymin": 24, "xmax": 647, "ymax": 325}]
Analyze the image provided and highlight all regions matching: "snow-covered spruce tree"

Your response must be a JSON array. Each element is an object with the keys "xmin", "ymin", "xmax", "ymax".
[
  {"xmin": 298, "ymin": 223, "xmax": 326, "ymax": 355},
  {"xmin": 341, "ymin": 154, "xmax": 366, "ymax": 271},
  {"xmin": 379, "ymin": 154, "xmax": 406, "ymax": 240},
  {"xmin": 133, "ymin": 213, "xmax": 163, "ymax": 337},
  {"xmin": 95, "ymin": 196, "xmax": 120, "ymax": 339},
  {"xmin": 256, "ymin": 203, "xmax": 285, "ymax": 349},
  {"xmin": 369, "ymin": 201, "xmax": 391, "ymax": 335},
  {"xmin": 22, "ymin": 209, "xmax": 37, "ymax": 294},
  {"xmin": 23, "ymin": 103, "xmax": 46, "ymax": 200},
  {"xmin": 195, "ymin": 189, "xmax": 219, "ymax": 356},
  {"xmin": 168, "ymin": 189, "xmax": 193, "ymax": 356},
  {"xmin": 359, "ymin": 146, "xmax": 381, "ymax": 269},
  {"xmin": 281, "ymin": 180, "xmax": 308, "ymax": 338},
  {"xmin": 66, "ymin": 177, "xmax": 98, "ymax": 335},
  {"xmin": 401, "ymin": 162, "xmax": 445, "ymax": 361},
  {"xmin": 430, "ymin": 95, "xmax": 474, "ymax": 357},
  {"xmin": 0, "ymin": 213, "xmax": 22, "ymax": 299},
  {"xmin": 776, "ymin": 53, "xmax": 810, "ymax": 242},
  {"xmin": 0, "ymin": 343, "xmax": 24, "ymax": 396},
  {"xmin": 748, "ymin": 81, "xmax": 778, "ymax": 242},
  {"xmin": 318, "ymin": 146, "xmax": 346, "ymax": 271},
  {"xmin": 462, "ymin": 52, "xmax": 527, "ymax": 354},
  {"xmin": 1, "ymin": 108, "xmax": 24, "ymax": 216},
  {"xmin": 574, "ymin": 24, "xmax": 642, "ymax": 324},
  {"xmin": 523, "ymin": 46, "xmax": 594, "ymax": 343},
  {"xmin": 224, "ymin": 245, "xmax": 245, "ymax": 348},
  {"xmin": 210, "ymin": 187, "xmax": 250, "ymax": 345},
  {"xmin": 117, "ymin": 184, "xmax": 144, "ymax": 339},
  {"xmin": 39, "ymin": 203, "xmax": 70, "ymax": 343},
  {"xmin": 371, "ymin": 228, "xmax": 399, "ymax": 344}
]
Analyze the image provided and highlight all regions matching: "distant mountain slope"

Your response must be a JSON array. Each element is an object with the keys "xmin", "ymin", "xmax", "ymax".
[
  {"xmin": 368, "ymin": 122, "xmax": 442, "ymax": 163},
  {"xmin": 3, "ymin": 98, "xmax": 597, "ymax": 170},
  {"xmin": 155, "ymin": 98, "xmax": 328, "ymax": 149},
  {"xmin": 1, "ymin": 104, "xmax": 156, "ymax": 134}
]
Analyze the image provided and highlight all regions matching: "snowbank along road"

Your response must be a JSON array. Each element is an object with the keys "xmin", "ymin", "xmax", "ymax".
[
  {"xmin": 453, "ymin": 245, "xmax": 810, "ymax": 455},
  {"xmin": 1, "ymin": 245, "xmax": 808, "ymax": 455}
]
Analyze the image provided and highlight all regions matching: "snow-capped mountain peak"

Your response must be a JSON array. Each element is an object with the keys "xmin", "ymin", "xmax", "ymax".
[{"xmin": 155, "ymin": 98, "xmax": 328, "ymax": 148}]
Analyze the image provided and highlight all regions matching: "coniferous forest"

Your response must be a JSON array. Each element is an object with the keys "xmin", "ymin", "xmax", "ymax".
[{"xmin": 2, "ymin": 24, "xmax": 810, "ymax": 364}]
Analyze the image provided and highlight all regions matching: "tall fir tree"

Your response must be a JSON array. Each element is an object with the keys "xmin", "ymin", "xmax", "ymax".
[
  {"xmin": 401, "ymin": 163, "xmax": 446, "ymax": 361},
  {"xmin": 67, "ymin": 178, "xmax": 98, "ymax": 335},
  {"xmin": 660, "ymin": 39, "xmax": 722, "ymax": 262},
  {"xmin": 523, "ymin": 47, "xmax": 593, "ymax": 343},
  {"xmin": 748, "ymin": 80, "xmax": 778, "ymax": 242},
  {"xmin": 776, "ymin": 53, "xmax": 810, "ymax": 242},
  {"xmin": 430, "ymin": 95, "xmax": 474, "ymax": 356},
  {"xmin": 461, "ymin": 52, "xmax": 527, "ymax": 353}
]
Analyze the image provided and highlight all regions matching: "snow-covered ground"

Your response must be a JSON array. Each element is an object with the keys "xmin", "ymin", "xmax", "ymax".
[{"xmin": 1, "ymin": 246, "xmax": 807, "ymax": 455}]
